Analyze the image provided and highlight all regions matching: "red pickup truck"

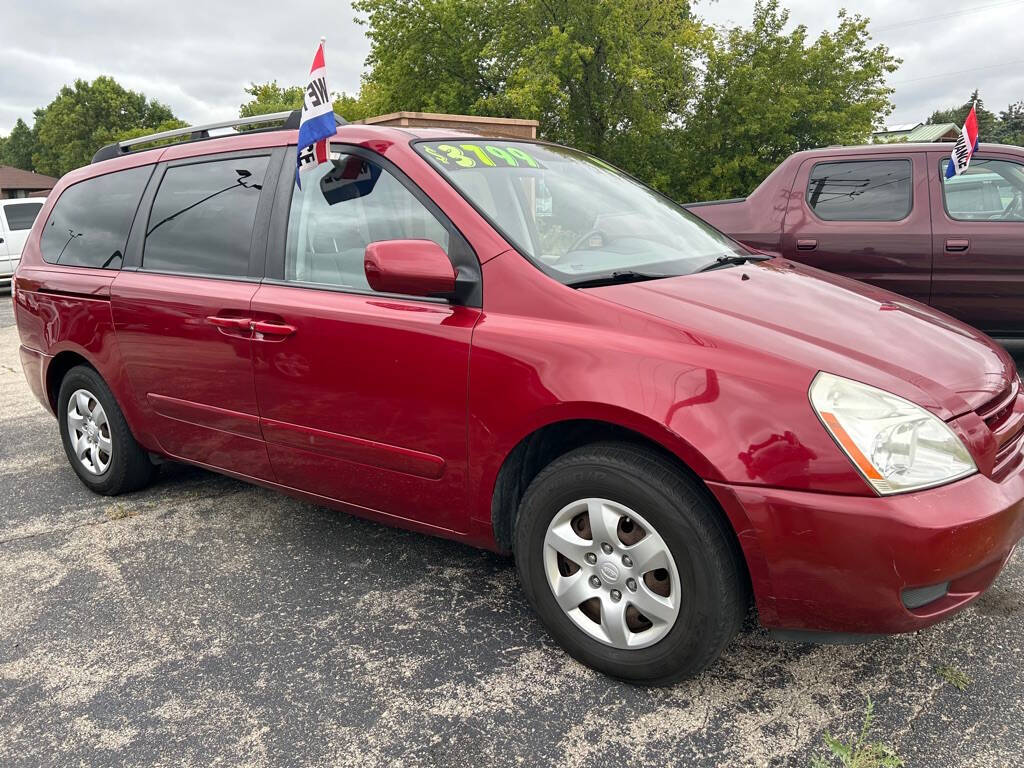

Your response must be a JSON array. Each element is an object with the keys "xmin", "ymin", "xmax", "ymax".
[{"xmin": 687, "ymin": 142, "xmax": 1024, "ymax": 343}]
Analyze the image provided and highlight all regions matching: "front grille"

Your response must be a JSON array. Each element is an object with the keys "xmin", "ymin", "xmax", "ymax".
[{"xmin": 977, "ymin": 378, "xmax": 1024, "ymax": 477}]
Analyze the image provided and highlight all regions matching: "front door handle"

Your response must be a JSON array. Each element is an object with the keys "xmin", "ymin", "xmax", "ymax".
[
  {"xmin": 251, "ymin": 320, "xmax": 297, "ymax": 339},
  {"xmin": 796, "ymin": 239, "xmax": 818, "ymax": 251},
  {"xmin": 945, "ymin": 239, "xmax": 970, "ymax": 252}
]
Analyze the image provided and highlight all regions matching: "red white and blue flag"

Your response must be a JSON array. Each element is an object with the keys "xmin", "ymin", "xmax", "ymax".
[
  {"xmin": 296, "ymin": 37, "xmax": 336, "ymax": 187},
  {"xmin": 945, "ymin": 102, "xmax": 980, "ymax": 179}
]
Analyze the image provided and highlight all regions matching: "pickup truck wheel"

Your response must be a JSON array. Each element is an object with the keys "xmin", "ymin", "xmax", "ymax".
[
  {"xmin": 57, "ymin": 365, "xmax": 157, "ymax": 496},
  {"xmin": 514, "ymin": 442, "xmax": 746, "ymax": 685}
]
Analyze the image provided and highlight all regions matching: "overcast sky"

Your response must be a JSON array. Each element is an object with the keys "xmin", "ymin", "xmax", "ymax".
[{"xmin": 2, "ymin": 0, "xmax": 1022, "ymax": 136}]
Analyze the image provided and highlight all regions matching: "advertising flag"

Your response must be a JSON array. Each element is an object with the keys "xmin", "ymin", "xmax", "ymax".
[
  {"xmin": 296, "ymin": 37, "xmax": 336, "ymax": 187},
  {"xmin": 945, "ymin": 102, "xmax": 980, "ymax": 179}
]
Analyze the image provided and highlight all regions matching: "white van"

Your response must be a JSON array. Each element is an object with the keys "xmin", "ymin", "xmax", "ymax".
[{"xmin": 1, "ymin": 198, "xmax": 46, "ymax": 290}]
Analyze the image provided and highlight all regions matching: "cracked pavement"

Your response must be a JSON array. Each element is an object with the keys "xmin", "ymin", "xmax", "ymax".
[{"xmin": 1, "ymin": 294, "xmax": 1022, "ymax": 767}]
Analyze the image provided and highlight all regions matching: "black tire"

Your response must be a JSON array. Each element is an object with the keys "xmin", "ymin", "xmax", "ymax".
[
  {"xmin": 57, "ymin": 365, "xmax": 157, "ymax": 495},
  {"xmin": 514, "ymin": 442, "xmax": 747, "ymax": 685}
]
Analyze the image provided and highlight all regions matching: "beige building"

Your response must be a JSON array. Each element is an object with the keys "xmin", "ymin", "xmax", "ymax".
[{"xmin": 357, "ymin": 111, "xmax": 538, "ymax": 139}]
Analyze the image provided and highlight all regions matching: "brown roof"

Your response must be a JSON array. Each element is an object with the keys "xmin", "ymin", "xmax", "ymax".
[{"xmin": 0, "ymin": 165, "xmax": 58, "ymax": 191}]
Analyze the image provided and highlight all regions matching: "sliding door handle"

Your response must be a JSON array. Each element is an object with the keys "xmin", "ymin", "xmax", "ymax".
[
  {"xmin": 251, "ymin": 320, "xmax": 297, "ymax": 339},
  {"xmin": 207, "ymin": 315, "xmax": 252, "ymax": 330},
  {"xmin": 796, "ymin": 239, "xmax": 818, "ymax": 251},
  {"xmin": 945, "ymin": 239, "xmax": 970, "ymax": 252}
]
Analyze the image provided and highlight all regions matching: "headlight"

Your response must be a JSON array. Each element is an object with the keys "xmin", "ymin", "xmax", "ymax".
[{"xmin": 809, "ymin": 372, "xmax": 976, "ymax": 494}]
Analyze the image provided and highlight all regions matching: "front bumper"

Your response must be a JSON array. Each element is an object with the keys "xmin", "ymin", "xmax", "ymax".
[{"xmin": 709, "ymin": 467, "xmax": 1024, "ymax": 634}]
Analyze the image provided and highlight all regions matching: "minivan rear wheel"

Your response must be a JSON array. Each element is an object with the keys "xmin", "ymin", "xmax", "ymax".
[
  {"xmin": 57, "ymin": 365, "xmax": 157, "ymax": 495},
  {"xmin": 514, "ymin": 442, "xmax": 746, "ymax": 685}
]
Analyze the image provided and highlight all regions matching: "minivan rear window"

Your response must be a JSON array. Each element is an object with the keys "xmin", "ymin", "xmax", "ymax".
[
  {"xmin": 806, "ymin": 160, "xmax": 912, "ymax": 222},
  {"xmin": 40, "ymin": 166, "xmax": 152, "ymax": 269},
  {"xmin": 143, "ymin": 156, "xmax": 269, "ymax": 277},
  {"xmin": 3, "ymin": 202, "xmax": 43, "ymax": 231}
]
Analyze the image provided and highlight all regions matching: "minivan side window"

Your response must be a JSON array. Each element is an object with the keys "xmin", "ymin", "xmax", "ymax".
[
  {"xmin": 3, "ymin": 202, "xmax": 43, "ymax": 231},
  {"xmin": 40, "ymin": 167, "xmax": 151, "ymax": 269},
  {"xmin": 941, "ymin": 158, "xmax": 1024, "ymax": 221},
  {"xmin": 143, "ymin": 155, "xmax": 269, "ymax": 277},
  {"xmin": 806, "ymin": 160, "xmax": 913, "ymax": 222},
  {"xmin": 285, "ymin": 153, "xmax": 449, "ymax": 291}
]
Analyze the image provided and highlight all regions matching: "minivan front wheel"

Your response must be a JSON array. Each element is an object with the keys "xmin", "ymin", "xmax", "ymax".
[
  {"xmin": 515, "ymin": 442, "xmax": 746, "ymax": 685},
  {"xmin": 57, "ymin": 365, "xmax": 156, "ymax": 495}
]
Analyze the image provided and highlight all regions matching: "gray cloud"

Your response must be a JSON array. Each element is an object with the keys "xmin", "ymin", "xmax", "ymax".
[
  {"xmin": 0, "ymin": 0, "xmax": 369, "ymax": 133},
  {"xmin": 2, "ymin": 0, "xmax": 1022, "ymax": 136}
]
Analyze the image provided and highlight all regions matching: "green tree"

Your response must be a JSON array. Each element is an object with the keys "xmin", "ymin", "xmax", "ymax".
[
  {"xmin": 32, "ymin": 76, "xmax": 178, "ymax": 176},
  {"xmin": 354, "ymin": 0, "xmax": 500, "ymax": 116},
  {"xmin": 676, "ymin": 1, "xmax": 898, "ymax": 201},
  {"xmin": 353, "ymin": 0, "xmax": 897, "ymax": 201},
  {"xmin": 927, "ymin": 89, "xmax": 998, "ymax": 137},
  {"xmin": 355, "ymin": 0, "xmax": 705, "ymax": 185},
  {"xmin": 0, "ymin": 118, "xmax": 38, "ymax": 171},
  {"xmin": 481, "ymin": 0, "xmax": 706, "ymax": 188},
  {"xmin": 239, "ymin": 80, "xmax": 373, "ymax": 124},
  {"xmin": 998, "ymin": 101, "xmax": 1024, "ymax": 146},
  {"xmin": 240, "ymin": 81, "xmax": 305, "ymax": 119}
]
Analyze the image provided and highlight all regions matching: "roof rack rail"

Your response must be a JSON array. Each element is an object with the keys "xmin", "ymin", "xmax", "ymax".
[{"xmin": 91, "ymin": 109, "xmax": 347, "ymax": 164}]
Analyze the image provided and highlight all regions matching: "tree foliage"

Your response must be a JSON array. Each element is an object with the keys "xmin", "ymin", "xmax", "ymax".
[
  {"xmin": 677, "ymin": 1, "xmax": 898, "ymax": 201},
  {"xmin": 0, "ymin": 118, "xmax": 38, "ymax": 171},
  {"xmin": 927, "ymin": 89, "xmax": 998, "ymax": 136},
  {"xmin": 928, "ymin": 89, "xmax": 1024, "ymax": 146},
  {"xmin": 999, "ymin": 101, "xmax": 1024, "ymax": 147},
  {"xmin": 352, "ymin": 0, "xmax": 899, "ymax": 201},
  {"xmin": 239, "ymin": 80, "xmax": 374, "ymax": 124},
  {"xmin": 31, "ymin": 76, "xmax": 178, "ymax": 176}
]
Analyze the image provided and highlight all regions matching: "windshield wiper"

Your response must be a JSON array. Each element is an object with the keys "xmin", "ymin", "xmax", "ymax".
[
  {"xmin": 567, "ymin": 270, "xmax": 671, "ymax": 289},
  {"xmin": 695, "ymin": 253, "xmax": 771, "ymax": 273}
]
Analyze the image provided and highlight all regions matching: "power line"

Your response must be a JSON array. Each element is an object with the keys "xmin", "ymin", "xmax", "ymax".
[
  {"xmin": 892, "ymin": 58, "xmax": 1024, "ymax": 86},
  {"xmin": 872, "ymin": 0, "xmax": 1024, "ymax": 32}
]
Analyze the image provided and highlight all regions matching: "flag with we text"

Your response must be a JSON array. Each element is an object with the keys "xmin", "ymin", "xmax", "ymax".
[{"xmin": 296, "ymin": 38, "xmax": 337, "ymax": 187}]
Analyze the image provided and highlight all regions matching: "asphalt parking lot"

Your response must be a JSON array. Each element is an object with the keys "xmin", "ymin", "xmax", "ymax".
[{"xmin": 1, "ymin": 293, "xmax": 1022, "ymax": 767}]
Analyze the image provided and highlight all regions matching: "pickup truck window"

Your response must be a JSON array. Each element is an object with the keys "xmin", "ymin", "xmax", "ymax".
[
  {"xmin": 806, "ymin": 160, "xmax": 912, "ymax": 222},
  {"xmin": 2, "ymin": 201, "xmax": 43, "ymax": 231},
  {"xmin": 941, "ymin": 158, "xmax": 1024, "ymax": 222}
]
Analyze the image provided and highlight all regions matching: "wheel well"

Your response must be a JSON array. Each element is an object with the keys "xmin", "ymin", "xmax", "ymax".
[
  {"xmin": 491, "ymin": 419, "xmax": 753, "ymax": 608},
  {"xmin": 45, "ymin": 351, "xmax": 92, "ymax": 411}
]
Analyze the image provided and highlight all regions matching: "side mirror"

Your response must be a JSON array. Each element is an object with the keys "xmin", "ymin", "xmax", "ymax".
[{"xmin": 364, "ymin": 239, "xmax": 457, "ymax": 298}]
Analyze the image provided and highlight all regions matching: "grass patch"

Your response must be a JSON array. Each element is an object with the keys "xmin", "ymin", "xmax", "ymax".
[
  {"xmin": 104, "ymin": 503, "xmax": 139, "ymax": 521},
  {"xmin": 936, "ymin": 664, "xmax": 972, "ymax": 691},
  {"xmin": 811, "ymin": 696, "xmax": 903, "ymax": 768}
]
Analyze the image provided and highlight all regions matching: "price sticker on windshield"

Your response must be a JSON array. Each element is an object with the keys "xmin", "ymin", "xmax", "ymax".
[{"xmin": 421, "ymin": 142, "xmax": 545, "ymax": 171}]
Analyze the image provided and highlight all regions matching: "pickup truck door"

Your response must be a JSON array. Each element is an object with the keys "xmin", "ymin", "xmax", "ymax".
[
  {"xmin": 780, "ymin": 152, "xmax": 932, "ymax": 305},
  {"xmin": 927, "ymin": 149, "xmax": 1024, "ymax": 338}
]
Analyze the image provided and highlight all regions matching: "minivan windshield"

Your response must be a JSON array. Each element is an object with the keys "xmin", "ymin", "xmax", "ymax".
[{"xmin": 417, "ymin": 140, "xmax": 751, "ymax": 284}]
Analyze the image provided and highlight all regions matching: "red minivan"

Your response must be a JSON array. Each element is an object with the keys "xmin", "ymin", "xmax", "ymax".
[{"xmin": 14, "ymin": 112, "xmax": 1024, "ymax": 684}]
